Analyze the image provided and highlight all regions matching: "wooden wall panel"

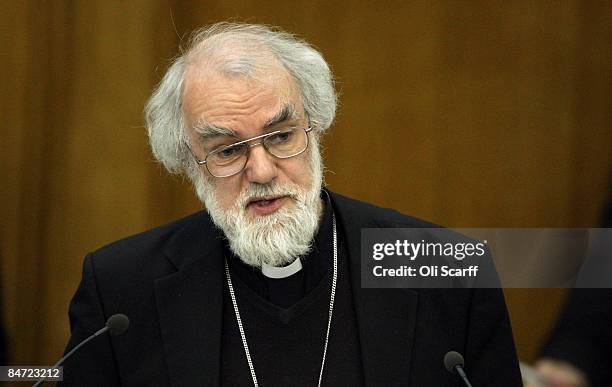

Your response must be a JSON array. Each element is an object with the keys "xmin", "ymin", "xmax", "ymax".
[
  {"xmin": 1, "ymin": 0, "xmax": 610, "ymax": 368},
  {"xmin": 0, "ymin": 0, "xmax": 31, "ymax": 365}
]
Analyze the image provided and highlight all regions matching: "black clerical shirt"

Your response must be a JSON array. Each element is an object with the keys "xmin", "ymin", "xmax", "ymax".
[
  {"xmin": 221, "ymin": 193, "xmax": 364, "ymax": 386},
  {"xmin": 225, "ymin": 193, "xmax": 333, "ymax": 308}
]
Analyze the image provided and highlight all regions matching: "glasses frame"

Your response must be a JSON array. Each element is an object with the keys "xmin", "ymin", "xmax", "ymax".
[{"xmin": 189, "ymin": 126, "xmax": 313, "ymax": 178}]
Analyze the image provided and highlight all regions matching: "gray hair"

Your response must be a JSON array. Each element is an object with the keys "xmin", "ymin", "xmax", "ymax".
[{"xmin": 145, "ymin": 22, "xmax": 337, "ymax": 176}]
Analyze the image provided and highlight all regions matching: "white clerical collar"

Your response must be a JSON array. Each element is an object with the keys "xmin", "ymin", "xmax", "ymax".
[{"xmin": 261, "ymin": 258, "xmax": 303, "ymax": 279}]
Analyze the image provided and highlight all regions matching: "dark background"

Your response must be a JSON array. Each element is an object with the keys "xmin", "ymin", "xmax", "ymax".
[{"xmin": 1, "ymin": 0, "xmax": 610, "ymax": 368}]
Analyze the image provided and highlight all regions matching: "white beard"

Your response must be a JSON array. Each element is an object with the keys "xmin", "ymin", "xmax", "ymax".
[{"xmin": 195, "ymin": 145, "xmax": 324, "ymax": 268}]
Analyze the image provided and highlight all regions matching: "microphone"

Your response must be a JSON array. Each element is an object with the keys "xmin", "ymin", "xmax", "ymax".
[
  {"xmin": 32, "ymin": 314, "xmax": 129, "ymax": 387},
  {"xmin": 106, "ymin": 314, "xmax": 130, "ymax": 336},
  {"xmin": 443, "ymin": 351, "xmax": 473, "ymax": 387}
]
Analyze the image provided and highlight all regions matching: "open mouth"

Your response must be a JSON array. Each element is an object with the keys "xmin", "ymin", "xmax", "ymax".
[{"xmin": 247, "ymin": 195, "xmax": 288, "ymax": 215}]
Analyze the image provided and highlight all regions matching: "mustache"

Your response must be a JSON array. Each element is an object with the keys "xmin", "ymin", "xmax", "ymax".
[{"xmin": 237, "ymin": 183, "xmax": 302, "ymax": 208}]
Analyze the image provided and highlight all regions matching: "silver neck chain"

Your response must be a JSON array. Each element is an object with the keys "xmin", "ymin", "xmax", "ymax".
[{"xmin": 224, "ymin": 213, "xmax": 338, "ymax": 387}]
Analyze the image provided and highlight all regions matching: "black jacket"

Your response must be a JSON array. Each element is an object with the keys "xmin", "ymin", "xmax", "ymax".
[{"xmin": 61, "ymin": 191, "xmax": 522, "ymax": 386}]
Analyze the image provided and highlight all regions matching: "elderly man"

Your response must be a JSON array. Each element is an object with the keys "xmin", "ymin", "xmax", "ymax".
[{"xmin": 62, "ymin": 23, "xmax": 521, "ymax": 386}]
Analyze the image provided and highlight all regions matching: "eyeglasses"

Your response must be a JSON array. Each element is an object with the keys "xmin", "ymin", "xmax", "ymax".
[{"xmin": 190, "ymin": 126, "xmax": 313, "ymax": 178}]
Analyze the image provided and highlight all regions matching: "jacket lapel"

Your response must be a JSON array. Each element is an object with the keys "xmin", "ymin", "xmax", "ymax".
[
  {"xmin": 330, "ymin": 192, "xmax": 418, "ymax": 385},
  {"xmin": 154, "ymin": 213, "xmax": 225, "ymax": 387},
  {"xmin": 152, "ymin": 192, "xmax": 419, "ymax": 386}
]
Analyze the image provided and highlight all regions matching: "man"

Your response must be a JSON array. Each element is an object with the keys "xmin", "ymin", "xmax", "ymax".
[{"xmin": 62, "ymin": 23, "xmax": 521, "ymax": 386}]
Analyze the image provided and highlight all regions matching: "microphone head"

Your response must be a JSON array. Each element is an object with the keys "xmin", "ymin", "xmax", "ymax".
[
  {"xmin": 106, "ymin": 314, "xmax": 129, "ymax": 336},
  {"xmin": 443, "ymin": 351, "xmax": 465, "ymax": 373}
]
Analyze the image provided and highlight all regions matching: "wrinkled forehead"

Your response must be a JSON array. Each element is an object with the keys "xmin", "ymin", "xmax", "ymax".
[
  {"xmin": 182, "ymin": 67, "xmax": 301, "ymax": 117},
  {"xmin": 182, "ymin": 63, "xmax": 304, "ymax": 127},
  {"xmin": 181, "ymin": 37, "xmax": 305, "ymax": 130}
]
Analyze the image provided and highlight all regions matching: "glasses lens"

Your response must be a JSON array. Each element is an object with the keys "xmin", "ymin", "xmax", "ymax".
[
  {"xmin": 264, "ymin": 127, "xmax": 308, "ymax": 158},
  {"xmin": 206, "ymin": 143, "xmax": 248, "ymax": 177}
]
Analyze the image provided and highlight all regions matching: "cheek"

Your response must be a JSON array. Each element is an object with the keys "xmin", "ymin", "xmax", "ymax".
[
  {"xmin": 283, "ymin": 154, "xmax": 315, "ymax": 185},
  {"xmin": 213, "ymin": 178, "xmax": 243, "ymax": 209}
]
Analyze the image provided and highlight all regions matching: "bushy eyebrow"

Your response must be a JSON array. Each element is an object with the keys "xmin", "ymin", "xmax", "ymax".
[
  {"xmin": 193, "ymin": 122, "xmax": 236, "ymax": 140},
  {"xmin": 192, "ymin": 104, "xmax": 297, "ymax": 142},
  {"xmin": 264, "ymin": 104, "xmax": 297, "ymax": 128}
]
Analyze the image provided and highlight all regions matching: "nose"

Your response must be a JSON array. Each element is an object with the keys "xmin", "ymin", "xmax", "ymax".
[{"xmin": 243, "ymin": 143, "xmax": 278, "ymax": 184}]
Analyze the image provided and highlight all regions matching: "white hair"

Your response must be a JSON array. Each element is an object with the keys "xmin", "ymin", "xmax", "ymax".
[
  {"xmin": 199, "ymin": 138, "xmax": 324, "ymax": 267},
  {"xmin": 144, "ymin": 22, "xmax": 337, "ymax": 178}
]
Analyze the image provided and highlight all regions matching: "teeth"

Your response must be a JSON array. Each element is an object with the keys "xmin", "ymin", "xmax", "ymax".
[{"xmin": 257, "ymin": 200, "xmax": 272, "ymax": 205}]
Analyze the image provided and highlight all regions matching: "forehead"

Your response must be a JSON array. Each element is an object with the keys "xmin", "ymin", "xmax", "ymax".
[{"xmin": 182, "ymin": 64, "xmax": 302, "ymax": 134}]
